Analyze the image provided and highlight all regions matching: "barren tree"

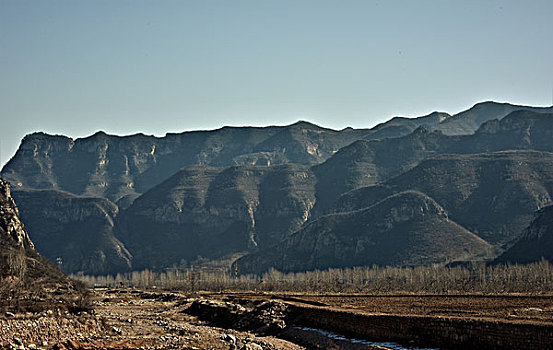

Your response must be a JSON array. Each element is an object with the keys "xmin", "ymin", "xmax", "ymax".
[{"xmin": 7, "ymin": 246, "xmax": 27, "ymax": 312}]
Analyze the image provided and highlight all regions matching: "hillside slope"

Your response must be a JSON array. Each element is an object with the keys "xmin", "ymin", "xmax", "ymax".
[
  {"xmin": 115, "ymin": 164, "xmax": 316, "ymax": 270},
  {"xmin": 333, "ymin": 151, "xmax": 553, "ymax": 246},
  {"xmin": 496, "ymin": 205, "xmax": 553, "ymax": 264},
  {"xmin": 235, "ymin": 191, "xmax": 493, "ymax": 274},
  {"xmin": 313, "ymin": 110, "xmax": 553, "ymax": 212},
  {"xmin": 12, "ymin": 189, "xmax": 132, "ymax": 274},
  {"xmin": 0, "ymin": 178, "xmax": 82, "ymax": 311}
]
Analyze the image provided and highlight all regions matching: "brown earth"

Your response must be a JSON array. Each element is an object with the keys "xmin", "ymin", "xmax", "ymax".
[
  {"xmin": 1, "ymin": 289, "xmax": 304, "ymax": 350},
  {"xmin": 2, "ymin": 289, "xmax": 553, "ymax": 349},
  {"xmin": 221, "ymin": 292, "xmax": 553, "ymax": 324}
]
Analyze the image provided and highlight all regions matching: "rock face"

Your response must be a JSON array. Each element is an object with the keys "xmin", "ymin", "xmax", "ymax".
[
  {"xmin": 235, "ymin": 191, "xmax": 493, "ymax": 274},
  {"xmin": 496, "ymin": 205, "xmax": 553, "ymax": 264},
  {"xmin": 1, "ymin": 123, "xmax": 368, "ymax": 203},
  {"xmin": 12, "ymin": 189, "xmax": 132, "ymax": 274},
  {"xmin": 0, "ymin": 178, "xmax": 33, "ymax": 249}
]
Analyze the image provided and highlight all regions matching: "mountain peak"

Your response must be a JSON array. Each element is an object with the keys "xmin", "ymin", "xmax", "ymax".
[{"xmin": 288, "ymin": 120, "xmax": 325, "ymax": 129}]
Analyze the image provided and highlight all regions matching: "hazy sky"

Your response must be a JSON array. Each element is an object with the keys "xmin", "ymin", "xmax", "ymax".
[{"xmin": 1, "ymin": 0, "xmax": 552, "ymax": 167}]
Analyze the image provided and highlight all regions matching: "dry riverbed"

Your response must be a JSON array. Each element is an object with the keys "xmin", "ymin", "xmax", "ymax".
[
  {"xmin": 1, "ymin": 289, "xmax": 303, "ymax": 350},
  {"xmin": 1, "ymin": 289, "xmax": 553, "ymax": 349}
]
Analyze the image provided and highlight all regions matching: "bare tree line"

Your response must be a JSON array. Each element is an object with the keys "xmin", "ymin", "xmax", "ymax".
[{"xmin": 72, "ymin": 260, "xmax": 553, "ymax": 294}]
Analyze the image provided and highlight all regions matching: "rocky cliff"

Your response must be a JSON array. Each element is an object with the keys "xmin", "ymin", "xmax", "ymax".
[
  {"xmin": 0, "ymin": 178, "xmax": 34, "ymax": 249},
  {"xmin": 1, "ymin": 122, "xmax": 367, "ymax": 203}
]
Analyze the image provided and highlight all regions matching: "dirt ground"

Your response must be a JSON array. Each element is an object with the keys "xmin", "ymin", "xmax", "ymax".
[
  {"xmin": 230, "ymin": 292, "xmax": 553, "ymax": 324},
  {"xmin": 1, "ymin": 289, "xmax": 304, "ymax": 350},
  {"xmin": 2, "ymin": 289, "xmax": 553, "ymax": 349}
]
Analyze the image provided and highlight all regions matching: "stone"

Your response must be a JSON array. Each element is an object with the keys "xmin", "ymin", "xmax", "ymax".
[
  {"xmin": 223, "ymin": 334, "xmax": 236, "ymax": 343},
  {"xmin": 241, "ymin": 343, "xmax": 263, "ymax": 350}
]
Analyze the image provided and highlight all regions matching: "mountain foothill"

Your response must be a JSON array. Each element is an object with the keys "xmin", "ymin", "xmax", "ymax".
[
  {"xmin": 2, "ymin": 101, "xmax": 553, "ymax": 275},
  {"xmin": 0, "ymin": 178, "xmax": 85, "ymax": 311}
]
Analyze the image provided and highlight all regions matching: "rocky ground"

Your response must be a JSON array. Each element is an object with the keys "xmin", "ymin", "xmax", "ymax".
[
  {"xmin": 2, "ymin": 289, "xmax": 553, "ymax": 349},
  {"xmin": 1, "ymin": 289, "xmax": 305, "ymax": 350}
]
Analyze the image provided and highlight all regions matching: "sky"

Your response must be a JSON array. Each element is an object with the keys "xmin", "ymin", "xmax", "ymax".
[{"xmin": 1, "ymin": 0, "xmax": 552, "ymax": 167}]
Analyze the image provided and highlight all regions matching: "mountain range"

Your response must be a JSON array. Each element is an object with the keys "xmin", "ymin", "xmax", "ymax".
[{"xmin": 2, "ymin": 101, "xmax": 553, "ymax": 275}]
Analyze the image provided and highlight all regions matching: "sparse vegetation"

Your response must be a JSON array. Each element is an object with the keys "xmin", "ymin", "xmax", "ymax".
[
  {"xmin": 73, "ymin": 259, "xmax": 553, "ymax": 294},
  {"xmin": 6, "ymin": 245, "xmax": 27, "ymax": 312},
  {"xmin": 0, "ymin": 239, "xmax": 93, "ymax": 314}
]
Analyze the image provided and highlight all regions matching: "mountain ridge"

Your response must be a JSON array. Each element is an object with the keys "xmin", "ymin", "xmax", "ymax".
[
  {"xmin": 2, "ymin": 102, "xmax": 553, "ymax": 274},
  {"xmin": 4, "ymin": 101, "xmax": 551, "ymax": 204}
]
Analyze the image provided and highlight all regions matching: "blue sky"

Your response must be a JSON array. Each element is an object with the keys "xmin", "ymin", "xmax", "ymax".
[{"xmin": 1, "ymin": 0, "xmax": 552, "ymax": 167}]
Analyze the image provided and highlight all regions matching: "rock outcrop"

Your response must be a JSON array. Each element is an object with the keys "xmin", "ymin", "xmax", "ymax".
[{"xmin": 0, "ymin": 178, "xmax": 33, "ymax": 249}]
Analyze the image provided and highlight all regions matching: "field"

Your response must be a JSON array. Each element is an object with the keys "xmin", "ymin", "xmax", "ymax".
[{"xmin": 2, "ymin": 289, "xmax": 553, "ymax": 350}]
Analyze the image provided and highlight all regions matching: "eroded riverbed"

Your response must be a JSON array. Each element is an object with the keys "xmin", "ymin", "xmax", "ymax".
[{"xmin": 2, "ymin": 289, "xmax": 552, "ymax": 349}]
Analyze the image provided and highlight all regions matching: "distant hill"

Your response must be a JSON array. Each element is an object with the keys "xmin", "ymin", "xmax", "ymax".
[
  {"xmin": 313, "ymin": 110, "xmax": 553, "ymax": 212},
  {"xmin": 366, "ymin": 111, "xmax": 451, "ymax": 139},
  {"xmin": 332, "ymin": 151, "xmax": 553, "ymax": 246},
  {"xmin": 496, "ymin": 205, "xmax": 553, "ymax": 264},
  {"xmin": 12, "ymin": 189, "xmax": 132, "ymax": 274},
  {"xmin": 115, "ymin": 164, "xmax": 316, "ymax": 271},
  {"xmin": 235, "ymin": 191, "xmax": 493, "ymax": 274},
  {"xmin": 116, "ymin": 150, "xmax": 553, "ymax": 273},
  {"xmin": 369, "ymin": 101, "xmax": 553, "ymax": 138},
  {"xmin": 433, "ymin": 101, "xmax": 553, "ymax": 135}
]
